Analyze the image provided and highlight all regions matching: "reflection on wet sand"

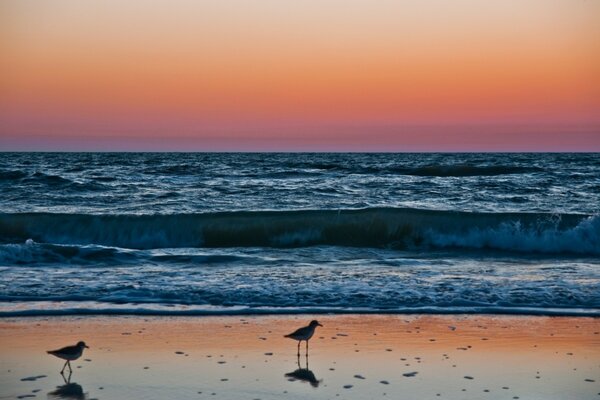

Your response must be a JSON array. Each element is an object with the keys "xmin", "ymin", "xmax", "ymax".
[
  {"xmin": 47, "ymin": 372, "xmax": 88, "ymax": 400},
  {"xmin": 285, "ymin": 354, "xmax": 321, "ymax": 388},
  {"xmin": 1, "ymin": 315, "xmax": 599, "ymax": 400}
]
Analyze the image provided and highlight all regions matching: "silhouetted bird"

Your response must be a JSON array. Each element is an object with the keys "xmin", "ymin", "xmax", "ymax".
[
  {"xmin": 284, "ymin": 320, "xmax": 322, "ymax": 355},
  {"xmin": 47, "ymin": 341, "xmax": 89, "ymax": 374}
]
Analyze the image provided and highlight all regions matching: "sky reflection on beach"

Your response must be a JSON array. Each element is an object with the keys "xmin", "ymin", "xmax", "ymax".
[{"xmin": 1, "ymin": 315, "xmax": 598, "ymax": 399}]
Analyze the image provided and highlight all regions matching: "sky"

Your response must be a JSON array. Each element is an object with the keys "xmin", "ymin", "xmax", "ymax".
[{"xmin": 1, "ymin": 0, "xmax": 599, "ymax": 151}]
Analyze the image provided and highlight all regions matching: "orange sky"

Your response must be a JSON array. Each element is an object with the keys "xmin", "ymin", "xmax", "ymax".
[{"xmin": 1, "ymin": 0, "xmax": 599, "ymax": 150}]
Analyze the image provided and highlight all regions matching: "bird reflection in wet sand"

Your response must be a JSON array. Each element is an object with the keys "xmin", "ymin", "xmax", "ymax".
[
  {"xmin": 285, "ymin": 354, "xmax": 322, "ymax": 388},
  {"xmin": 47, "ymin": 372, "xmax": 88, "ymax": 400}
]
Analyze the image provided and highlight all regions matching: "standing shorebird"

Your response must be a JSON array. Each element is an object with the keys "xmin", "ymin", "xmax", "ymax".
[
  {"xmin": 47, "ymin": 341, "xmax": 89, "ymax": 374},
  {"xmin": 284, "ymin": 320, "xmax": 323, "ymax": 356}
]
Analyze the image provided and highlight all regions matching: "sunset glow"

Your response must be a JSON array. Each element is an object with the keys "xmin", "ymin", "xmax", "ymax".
[{"xmin": 1, "ymin": 0, "xmax": 599, "ymax": 151}]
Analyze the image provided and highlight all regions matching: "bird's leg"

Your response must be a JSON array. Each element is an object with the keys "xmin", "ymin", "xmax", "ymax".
[
  {"xmin": 60, "ymin": 361, "xmax": 68, "ymax": 374},
  {"xmin": 306, "ymin": 340, "xmax": 309, "ymax": 355},
  {"xmin": 60, "ymin": 369, "xmax": 71, "ymax": 384},
  {"xmin": 297, "ymin": 340, "xmax": 300, "ymax": 357},
  {"xmin": 67, "ymin": 361, "xmax": 72, "ymax": 374}
]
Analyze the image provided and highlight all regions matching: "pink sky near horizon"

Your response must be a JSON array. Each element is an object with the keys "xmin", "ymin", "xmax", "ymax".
[{"xmin": 1, "ymin": 0, "xmax": 599, "ymax": 151}]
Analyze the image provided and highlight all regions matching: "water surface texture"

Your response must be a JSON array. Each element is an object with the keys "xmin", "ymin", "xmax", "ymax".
[{"xmin": 0, "ymin": 153, "xmax": 599, "ymax": 316}]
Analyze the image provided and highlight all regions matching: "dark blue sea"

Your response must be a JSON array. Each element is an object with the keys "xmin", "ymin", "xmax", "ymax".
[{"xmin": 0, "ymin": 153, "xmax": 599, "ymax": 316}]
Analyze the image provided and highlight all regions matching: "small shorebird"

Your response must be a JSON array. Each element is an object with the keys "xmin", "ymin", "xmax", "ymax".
[
  {"xmin": 284, "ymin": 320, "xmax": 323, "ymax": 356},
  {"xmin": 47, "ymin": 341, "xmax": 89, "ymax": 374}
]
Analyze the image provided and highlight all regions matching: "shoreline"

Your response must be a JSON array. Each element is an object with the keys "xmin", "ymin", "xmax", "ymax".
[
  {"xmin": 2, "ymin": 302, "xmax": 599, "ymax": 318},
  {"xmin": 2, "ymin": 314, "xmax": 599, "ymax": 399}
]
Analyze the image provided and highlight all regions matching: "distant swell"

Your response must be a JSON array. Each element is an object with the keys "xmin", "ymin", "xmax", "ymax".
[
  {"xmin": 0, "ymin": 170, "xmax": 107, "ymax": 191},
  {"xmin": 0, "ymin": 208, "xmax": 598, "ymax": 256},
  {"xmin": 389, "ymin": 165, "xmax": 543, "ymax": 177},
  {"xmin": 282, "ymin": 163, "xmax": 543, "ymax": 177}
]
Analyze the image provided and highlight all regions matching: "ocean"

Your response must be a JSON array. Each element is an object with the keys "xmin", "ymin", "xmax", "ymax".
[{"xmin": 0, "ymin": 152, "xmax": 598, "ymax": 316}]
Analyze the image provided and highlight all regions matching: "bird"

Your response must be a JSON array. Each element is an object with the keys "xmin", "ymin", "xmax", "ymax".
[
  {"xmin": 284, "ymin": 320, "xmax": 323, "ymax": 356},
  {"xmin": 47, "ymin": 341, "xmax": 89, "ymax": 374}
]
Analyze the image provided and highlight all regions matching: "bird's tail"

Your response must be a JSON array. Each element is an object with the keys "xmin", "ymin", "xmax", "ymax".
[{"xmin": 284, "ymin": 334, "xmax": 292, "ymax": 338}]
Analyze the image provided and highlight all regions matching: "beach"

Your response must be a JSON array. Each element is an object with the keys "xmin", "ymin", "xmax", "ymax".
[
  {"xmin": 2, "ymin": 0, "xmax": 600, "ymax": 396},
  {"xmin": 1, "ymin": 315, "xmax": 598, "ymax": 399},
  {"xmin": 1, "ymin": 153, "xmax": 599, "ymax": 398}
]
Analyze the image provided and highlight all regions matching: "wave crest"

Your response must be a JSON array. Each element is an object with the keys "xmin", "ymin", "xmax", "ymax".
[
  {"xmin": 390, "ymin": 165, "xmax": 543, "ymax": 177},
  {"xmin": 0, "ymin": 208, "xmax": 597, "ymax": 255}
]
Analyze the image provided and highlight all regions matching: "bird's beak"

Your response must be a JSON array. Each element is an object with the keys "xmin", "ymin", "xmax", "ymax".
[
  {"xmin": 85, "ymin": 345, "xmax": 90, "ymax": 349},
  {"xmin": 318, "ymin": 323, "xmax": 323, "ymax": 327}
]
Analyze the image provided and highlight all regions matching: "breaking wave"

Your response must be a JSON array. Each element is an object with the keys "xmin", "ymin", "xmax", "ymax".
[{"xmin": 0, "ymin": 208, "xmax": 597, "ymax": 255}]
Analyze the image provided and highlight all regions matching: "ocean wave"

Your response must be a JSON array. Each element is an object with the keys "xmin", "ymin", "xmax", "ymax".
[
  {"xmin": 0, "ymin": 170, "xmax": 29, "ymax": 181},
  {"xmin": 0, "ymin": 242, "xmax": 138, "ymax": 265},
  {"xmin": 143, "ymin": 164, "xmax": 202, "ymax": 175},
  {"xmin": 0, "ymin": 242, "xmax": 252, "ymax": 265},
  {"xmin": 388, "ymin": 165, "xmax": 543, "ymax": 177},
  {"xmin": 0, "ymin": 170, "xmax": 108, "ymax": 191},
  {"xmin": 278, "ymin": 162, "xmax": 543, "ymax": 176},
  {"xmin": 25, "ymin": 171, "xmax": 74, "ymax": 186},
  {"xmin": 0, "ymin": 208, "xmax": 597, "ymax": 255}
]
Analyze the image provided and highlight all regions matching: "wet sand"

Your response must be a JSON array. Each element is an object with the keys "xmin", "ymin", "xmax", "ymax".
[{"xmin": 1, "ymin": 315, "xmax": 598, "ymax": 399}]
